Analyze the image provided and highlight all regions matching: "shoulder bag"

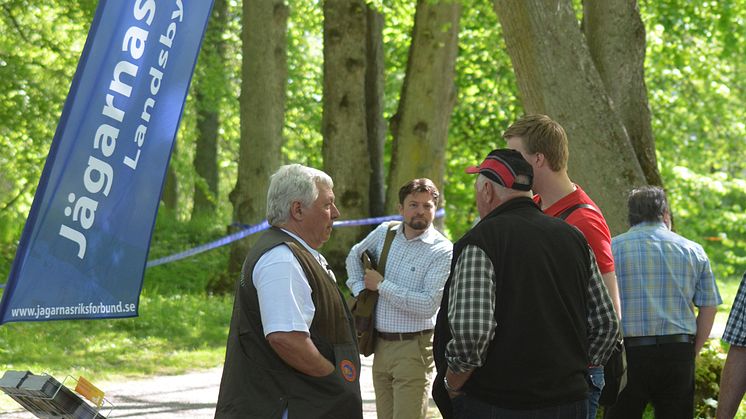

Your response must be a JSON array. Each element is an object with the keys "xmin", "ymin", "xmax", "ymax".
[{"xmin": 350, "ymin": 222, "xmax": 399, "ymax": 356}]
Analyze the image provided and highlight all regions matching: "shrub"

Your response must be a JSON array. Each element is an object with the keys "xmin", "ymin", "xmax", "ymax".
[{"xmin": 694, "ymin": 339, "xmax": 727, "ymax": 418}]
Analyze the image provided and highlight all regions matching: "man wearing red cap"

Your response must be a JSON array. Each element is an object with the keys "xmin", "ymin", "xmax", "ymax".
[
  {"xmin": 504, "ymin": 114, "xmax": 621, "ymax": 417},
  {"xmin": 432, "ymin": 149, "xmax": 619, "ymax": 419}
]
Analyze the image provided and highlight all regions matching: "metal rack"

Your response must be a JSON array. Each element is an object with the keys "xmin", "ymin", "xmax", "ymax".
[{"xmin": 0, "ymin": 371, "xmax": 112, "ymax": 418}]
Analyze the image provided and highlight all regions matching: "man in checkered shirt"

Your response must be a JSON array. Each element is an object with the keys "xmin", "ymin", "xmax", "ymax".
[
  {"xmin": 717, "ymin": 271, "xmax": 746, "ymax": 419},
  {"xmin": 606, "ymin": 186, "xmax": 722, "ymax": 418},
  {"xmin": 346, "ymin": 178, "xmax": 453, "ymax": 419},
  {"xmin": 432, "ymin": 149, "xmax": 619, "ymax": 419}
]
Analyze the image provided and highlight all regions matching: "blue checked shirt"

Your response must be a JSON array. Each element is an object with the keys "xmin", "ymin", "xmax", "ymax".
[
  {"xmin": 722, "ymin": 272, "xmax": 746, "ymax": 346},
  {"xmin": 346, "ymin": 222, "xmax": 453, "ymax": 333},
  {"xmin": 612, "ymin": 222, "xmax": 722, "ymax": 337}
]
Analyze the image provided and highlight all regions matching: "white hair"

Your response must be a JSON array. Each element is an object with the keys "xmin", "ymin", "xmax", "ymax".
[
  {"xmin": 477, "ymin": 174, "xmax": 530, "ymax": 200},
  {"xmin": 266, "ymin": 164, "xmax": 334, "ymax": 225},
  {"xmin": 476, "ymin": 173, "xmax": 492, "ymax": 191}
]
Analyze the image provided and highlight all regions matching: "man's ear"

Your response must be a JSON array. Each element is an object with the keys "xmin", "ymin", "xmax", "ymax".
[
  {"xmin": 663, "ymin": 209, "xmax": 672, "ymax": 230},
  {"xmin": 480, "ymin": 181, "xmax": 493, "ymax": 203},
  {"xmin": 534, "ymin": 152, "xmax": 546, "ymax": 168},
  {"xmin": 290, "ymin": 201, "xmax": 303, "ymax": 221},
  {"xmin": 484, "ymin": 182, "xmax": 497, "ymax": 204}
]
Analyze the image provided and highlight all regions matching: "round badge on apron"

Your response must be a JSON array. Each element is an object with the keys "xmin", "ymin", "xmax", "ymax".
[{"xmin": 339, "ymin": 359, "xmax": 357, "ymax": 382}]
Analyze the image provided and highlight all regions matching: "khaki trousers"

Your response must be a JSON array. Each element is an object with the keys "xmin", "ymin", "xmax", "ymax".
[{"xmin": 372, "ymin": 332, "xmax": 434, "ymax": 419}]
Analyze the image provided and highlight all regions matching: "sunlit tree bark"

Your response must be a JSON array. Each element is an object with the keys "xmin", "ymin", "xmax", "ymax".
[
  {"xmin": 583, "ymin": 0, "xmax": 662, "ymax": 187},
  {"xmin": 494, "ymin": 0, "xmax": 647, "ymax": 233},
  {"xmin": 321, "ymin": 0, "xmax": 371, "ymax": 272},
  {"xmin": 220, "ymin": 0, "xmax": 288, "ymax": 293},
  {"xmin": 386, "ymin": 0, "xmax": 461, "ymax": 216},
  {"xmin": 366, "ymin": 8, "xmax": 386, "ymax": 218}
]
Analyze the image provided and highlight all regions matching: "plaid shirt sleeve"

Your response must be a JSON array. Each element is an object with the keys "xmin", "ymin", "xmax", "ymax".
[
  {"xmin": 722, "ymin": 273, "xmax": 746, "ymax": 346},
  {"xmin": 586, "ymin": 248, "xmax": 621, "ymax": 365},
  {"xmin": 446, "ymin": 245, "xmax": 496, "ymax": 373}
]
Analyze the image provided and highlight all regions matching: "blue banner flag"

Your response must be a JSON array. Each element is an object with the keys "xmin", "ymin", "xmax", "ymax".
[{"xmin": 0, "ymin": 0, "xmax": 214, "ymax": 324}]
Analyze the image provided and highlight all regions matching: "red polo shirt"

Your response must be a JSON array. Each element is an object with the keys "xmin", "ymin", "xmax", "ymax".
[{"xmin": 535, "ymin": 185, "xmax": 615, "ymax": 274}]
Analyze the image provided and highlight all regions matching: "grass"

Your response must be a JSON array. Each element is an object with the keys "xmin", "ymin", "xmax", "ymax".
[
  {"xmin": 0, "ymin": 291, "xmax": 233, "ymax": 412},
  {"xmin": 718, "ymin": 274, "xmax": 743, "ymax": 316},
  {"xmin": 0, "ymin": 293, "xmax": 232, "ymax": 378}
]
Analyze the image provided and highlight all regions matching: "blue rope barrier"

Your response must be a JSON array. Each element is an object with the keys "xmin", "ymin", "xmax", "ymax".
[
  {"xmin": 0, "ymin": 210, "xmax": 449, "ymax": 288},
  {"xmin": 146, "ymin": 220, "xmax": 270, "ymax": 268},
  {"xmin": 147, "ymin": 209, "xmax": 446, "ymax": 268}
]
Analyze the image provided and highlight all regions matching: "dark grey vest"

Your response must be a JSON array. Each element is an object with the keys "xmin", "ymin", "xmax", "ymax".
[{"xmin": 215, "ymin": 227, "xmax": 362, "ymax": 419}]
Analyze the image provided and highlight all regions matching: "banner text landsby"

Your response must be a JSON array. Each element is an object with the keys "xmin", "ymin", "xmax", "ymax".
[{"xmin": 0, "ymin": 0, "xmax": 214, "ymax": 324}]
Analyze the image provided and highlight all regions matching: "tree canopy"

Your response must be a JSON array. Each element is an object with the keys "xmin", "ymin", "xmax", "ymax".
[{"xmin": 0, "ymin": 0, "xmax": 743, "ymax": 279}]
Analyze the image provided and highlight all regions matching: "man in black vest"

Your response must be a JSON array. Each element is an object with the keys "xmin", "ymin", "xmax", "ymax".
[
  {"xmin": 432, "ymin": 149, "xmax": 619, "ymax": 419},
  {"xmin": 215, "ymin": 164, "xmax": 362, "ymax": 419}
]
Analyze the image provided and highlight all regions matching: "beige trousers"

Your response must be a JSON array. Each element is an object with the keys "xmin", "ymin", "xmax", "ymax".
[{"xmin": 372, "ymin": 332, "xmax": 434, "ymax": 419}]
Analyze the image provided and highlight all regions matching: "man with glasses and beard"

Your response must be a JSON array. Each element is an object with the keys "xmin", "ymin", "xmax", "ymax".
[{"xmin": 346, "ymin": 178, "xmax": 453, "ymax": 419}]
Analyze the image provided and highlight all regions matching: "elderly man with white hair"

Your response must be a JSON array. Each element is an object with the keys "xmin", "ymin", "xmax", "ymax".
[
  {"xmin": 432, "ymin": 149, "xmax": 618, "ymax": 419},
  {"xmin": 215, "ymin": 164, "xmax": 362, "ymax": 419}
]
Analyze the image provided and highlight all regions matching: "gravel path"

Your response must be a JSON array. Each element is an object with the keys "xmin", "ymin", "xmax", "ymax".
[{"xmin": 0, "ymin": 356, "xmax": 441, "ymax": 418}]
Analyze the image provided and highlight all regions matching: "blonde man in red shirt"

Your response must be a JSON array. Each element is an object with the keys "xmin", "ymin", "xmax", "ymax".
[{"xmin": 505, "ymin": 114, "xmax": 620, "ymax": 418}]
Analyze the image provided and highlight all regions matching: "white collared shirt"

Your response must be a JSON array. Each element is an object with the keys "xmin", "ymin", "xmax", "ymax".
[
  {"xmin": 252, "ymin": 228, "xmax": 332, "ymax": 337},
  {"xmin": 346, "ymin": 222, "xmax": 453, "ymax": 333}
]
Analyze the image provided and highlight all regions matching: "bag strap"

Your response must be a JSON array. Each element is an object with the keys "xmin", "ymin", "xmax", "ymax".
[
  {"xmin": 557, "ymin": 203, "xmax": 597, "ymax": 221},
  {"xmin": 377, "ymin": 222, "xmax": 400, "ymax": 278}
]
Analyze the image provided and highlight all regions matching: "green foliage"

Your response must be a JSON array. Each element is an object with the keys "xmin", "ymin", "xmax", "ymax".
[
  {"xmin": 642, "ymin": 0, "xmax": 746, "ymax": 279},
  {"xmin": 283, "ymin": 0, "xmax": 324, "ymax": 168},
  {"xmin": 173, "ymin": 0, "xmax": 242, "ymax": 222},
  {"xmin": 665, "ymin": 167, "xmax": 746, "ymax": 278},
  {"xmin": 0, "ymin": 2, "xmax": 94, "ymax": 226},
  {"xmin": 146, "ymin": 210, "xmax": 233, "ymax": 294},
  {"xmin": 444, "ymin": 0, "xmax": 520, "ymax": 239},
  {"xmin": 718, "ymin": 275, "xmax": 744, "ymax": 315},
  {"xmin": 0, "ymin": 240, "xmax": 15, "ymax": 281},
  {"xmin": 378, "ymin": 0, "xmax": 414, "ymax": 120},
  {"xmin": 0, "ymin": 0, "xmax": 744, "ymax": 291},
  {"xmin": 694, "ymin": 340, "xmax": 725, "ymax": 418}
]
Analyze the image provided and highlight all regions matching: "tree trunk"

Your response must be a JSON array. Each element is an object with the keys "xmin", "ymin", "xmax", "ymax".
[
  {"xmin": 493, "ymin": 0, "xmax": 646, "ymax": 234},
  {"xmin": 583, "ymin": 0, "xmax": 662, "ymax": 187},
  {"xmin": 219, "ymin": 0, "xmax": 288, "ymax": 293},
  {"xmin": 192, "ymin": 0, "xmax": 229, "ymax": 219},
  {"xmin": 322, "ymin": 0, "xmax": 371, "ymax": 274},
  {"xmin": 386, "ymin": 0, "xmax": 461, "ymax": 216},
  {"xmin": 162, "ymin": 144, "xmax": 178, "ymax": 212},
  {"xmin": 366, "ymin": 8, "xmax": 386, "ymax": 218}
]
